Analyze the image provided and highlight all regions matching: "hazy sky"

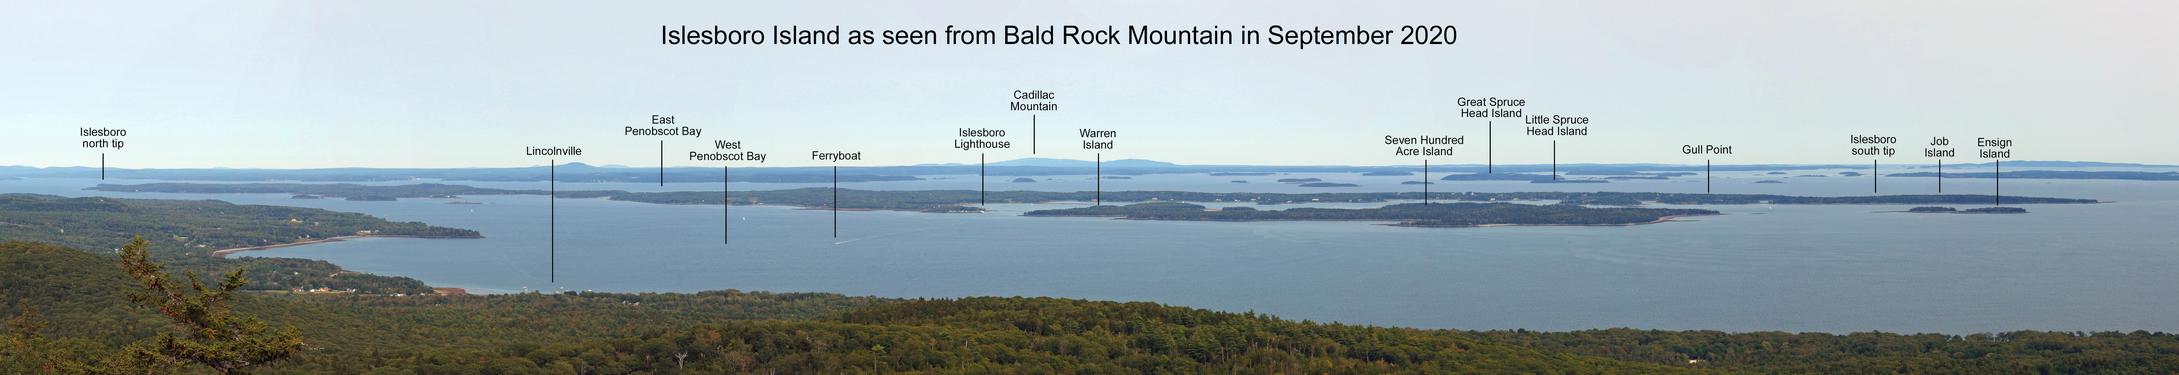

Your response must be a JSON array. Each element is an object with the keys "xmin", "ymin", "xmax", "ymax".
[{"xmin": 4, "ymin": 0, "xmax": 2173, "ymax": 168}]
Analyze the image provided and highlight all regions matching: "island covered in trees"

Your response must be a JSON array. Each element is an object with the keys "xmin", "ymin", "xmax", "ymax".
[
  {"xmin": 1890, "ymin": 170, "xmax": 2179, "ymax": 181},
  {"xmin": 1905, "ymin": 206, "xmax": 2030, "ymax": 214},
  {"xmin": 1025, "ymin": 202, "xmax": 1717, "ymax": 227}
]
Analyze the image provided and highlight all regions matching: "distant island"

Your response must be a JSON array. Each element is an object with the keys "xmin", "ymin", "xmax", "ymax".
[
  {"xmin": 11, "ymin": 159, "xmax": 2165, "ymax": 183},
  {"xmin": 1440, "ymin": 173, "xmax": 1557, "ymax": 182},
  {"xmin": 1275, "ymin": 178, "xmax": 1322, "ymax": 183},
  {"xmin": 1558, "ymin": 196, "xmax": 1643, "ymax": 206},
  {"xmin": 1563, "ymin": 171, "xmax": 1697, "ymax": 177},
  {"xmin": 1298, "ymin": 182, "xmax": 1359, "ymax": 187},
  {"xmin": 1025, "ymin": 202, "xmax": 1717, "ymax": 228},
  {"xmin": 1905, "ymin": 206, "xmax": 2029, "ymax": 214},
  {"xmin": 1011, "ymin": 177, "xmax": 1037, "ymax": 183},
  {"xmin": 1890, "ymin": 170, "xmax": 2179, "ymax": 181},
  {"xmin": 1840, "ymin": 171, "xmax": 1864, "ymax": 176},
  {"xmin": 1754, "ymin": 180, "xmax": 1784, "ymax": 184},
  {"xmin": 1361, "ymin": 171, "xmax": 1413, "ymax": 176},
  {"xmin": 1438, "ymin": 173, "xmax": 1609, "ymax": 183},
  {"xmin": 86, "ymin": 183, "xmax": 2102, "ymax": 213}
]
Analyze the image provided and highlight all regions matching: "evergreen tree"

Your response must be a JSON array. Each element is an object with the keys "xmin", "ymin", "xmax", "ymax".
[{"xmin": 116, "ymin": 236, "xmax": 303, "ymax": 374}]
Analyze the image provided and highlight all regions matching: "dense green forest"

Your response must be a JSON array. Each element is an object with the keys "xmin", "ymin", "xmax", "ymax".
[
  {"xmin": 90, "ymin": 183, "xmax": 2099, "ymax": 213},
  {"xmin": 0, "ymin": 194, "xmax": 478, "ymax": 294},
  {"xmin": 7, "ymin": 240, "xmax": 2179, "ymax": 373},
  {"xmin": 0, "ymin": 194, "xmax": 479, "ymax": 252},
  {"xmin": 1025, "ymin": 202, "xmax": 1717, "ymax": 227}
]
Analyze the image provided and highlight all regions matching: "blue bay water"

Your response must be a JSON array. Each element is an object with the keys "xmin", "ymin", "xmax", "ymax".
[{"xmin": 8, "ymin": 170, "xmax": 2177, "ymax": 333}]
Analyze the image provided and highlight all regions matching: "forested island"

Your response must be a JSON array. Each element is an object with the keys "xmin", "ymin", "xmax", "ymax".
[
  {"xmin": 88, "ymin": 183, "xmax": 2102, "ymax": 213},
  {"xmin": 1025, "ymin": 202, "xmax": 1717, "ymax": 227},
  {"xmin": 1439, "ymin": 173, "xmax": 1561, "ymax": 182},
  {"xmin": 1906, "ymin": 206, "xmax": 2030, "ymax": 214},
  {"xmin": 1433, "ymin": 173, "xmax": 1612, "ymax": 183},
  {"xmin": 1891, "ymin": 170, "xmax": 2179, "ymax": 181},
  {"xmin": 1564, "ymin": 171, "xmax": 1697, "ymax": 177}
]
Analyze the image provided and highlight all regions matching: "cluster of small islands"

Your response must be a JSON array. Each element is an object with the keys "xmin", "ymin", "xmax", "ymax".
[
  {"xmin": 86, "ymin": 180, "xmax": 2092, "ymax": 228},
  {"xmin": 977, "ymin": 168, "xmax": 2167, "ymax": 188}
]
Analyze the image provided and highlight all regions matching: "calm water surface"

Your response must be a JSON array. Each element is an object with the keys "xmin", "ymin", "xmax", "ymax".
[{"xmin": 9, "ymin": 171, "xmax": 2176, "ymax": 333}]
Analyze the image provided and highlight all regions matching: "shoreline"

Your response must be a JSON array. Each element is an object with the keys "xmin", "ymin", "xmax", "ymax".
[
  {"xmin": 1080, "ymin": 213, "xmax": 1714, "ymax": 228},
  {"xmin": 211, "ymin": 234, "xmax": 471, "ymax": 257},
  {"xmin": 1427, "ymin": 214, "xmax": 1705, "ymax": 228},
  {"xmin": 212, "ymin": 235, "xmax": 368, "ymax": 257}
]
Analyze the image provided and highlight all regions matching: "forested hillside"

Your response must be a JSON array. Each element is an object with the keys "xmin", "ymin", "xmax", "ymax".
[
  {"xmin": 0, "ymin": 194, "xmax": 480, "ymax": 294},
  {"xmin": 7, "ymin": 240, "xmax": 2179, "ymax": 373}
]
